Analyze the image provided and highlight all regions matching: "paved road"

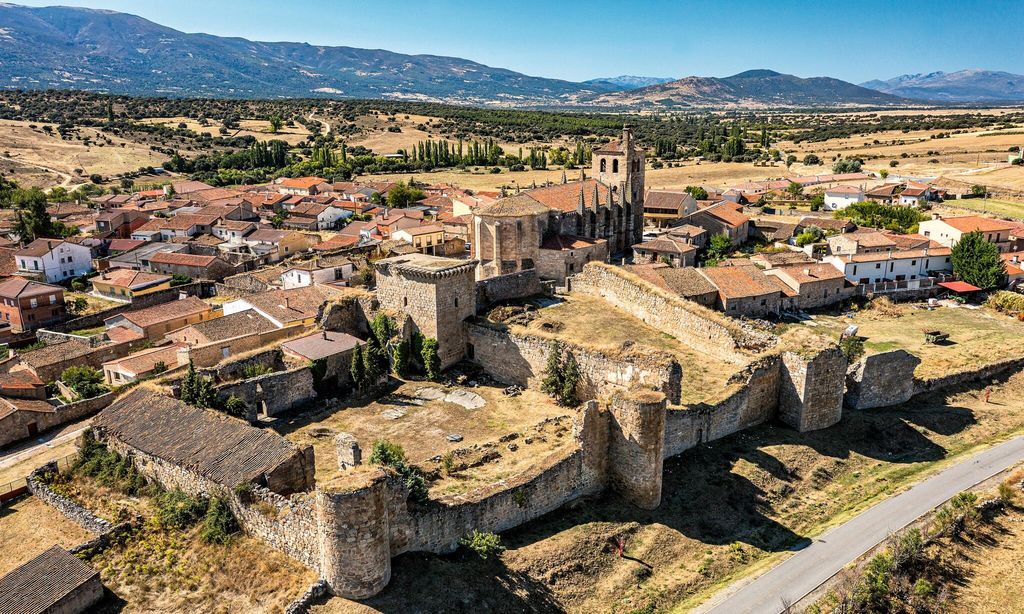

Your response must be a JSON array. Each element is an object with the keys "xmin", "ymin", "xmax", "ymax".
[
  {"xmin": 0, "ymin": 423, "xmax": 90, "ymax": 472},
  {"xmin": 697, "ymin": 435, "xmax": 1024, "ymax": 614}
]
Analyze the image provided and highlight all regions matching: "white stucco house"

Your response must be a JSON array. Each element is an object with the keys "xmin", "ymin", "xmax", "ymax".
[
  {"xmin": 14, "ymin": 239, "xmax": 93, "ymax": 283},
  {"xmin": 823, "ymin": 185, "xmax": 865, "ymax": 211}
]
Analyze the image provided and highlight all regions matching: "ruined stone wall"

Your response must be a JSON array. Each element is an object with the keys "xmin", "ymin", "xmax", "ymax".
[
  {"xmin": 215, "ymin": 366, "xmax": 316, "ymax": 418},
  {"xmin": 845, "ymin": 350, "xmax": 921, "ymax": 410},
  {"xmin": 663, "ymin": 356, "xmax": 782, "ymax": 457},
  {"xmin": 568, "ymin": 262, "xmax": 773, "ymax": 362},
  {"xmin": 318, "ymin": 294, "xmax": 375, "ymax": 337},
  {"xmin": 607, "ymin": 392, "xmax": 666, "ymax": 509},
  {"xmin": 912, "ymin": 355, "xmax": 1024, "ymax": 396},
  {"xmin": 779, "ymin": 349, "xmax": 846, "ymax": 432},
  {"xmin": 199, "ymin": 348, "xmax": 284, "ymax": 383},
  {"xmin": 467, "ymin": 323, "xmax": 682, "ymax": 404},
  {"xmin": 28, "ymin": 461, "xmax": 113, "ymax": 535},
  {"xmin": 475, "ymin": 269, "xmax": 543, "ymax": 310}
]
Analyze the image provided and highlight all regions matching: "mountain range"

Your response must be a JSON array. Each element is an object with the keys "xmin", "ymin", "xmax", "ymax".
[
  {"xmin": 860, "ymin": 69, "xmax": 1024, "ymax": 102},
  {"xmin": 0, "ymin": 4, "xmax": 1021, "ymax": 108},
  {"xmin": 590, "ymin": 70, "xmax": 905, "ymax": 108}
]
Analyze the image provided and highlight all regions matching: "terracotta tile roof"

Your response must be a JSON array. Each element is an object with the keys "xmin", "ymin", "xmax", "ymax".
[
  {"xmin": 18, "ymin": 338, "xmax": 99, "ymax": 369},
  {"xmin": 634, "ymin": 235, "xmax": 697, "ymax": 255},
  {"xmin": 0, "ymin": 277, "xmax": 63, "ymax": 299},
  {"xmin": 540, "ymin": 234, "xmax": 604, "ymax": 251},
  {"xmin": 313, "ymin": 235, "xmax": 360, "ymax": 251},
  {"xmin": 182, "ymin": 309, "xmax": 277, "ymax": 342},
  {"xmin": 171, "ymin": 180, "xmax": 216, "ymax": 195},
  {"xmin": 14, "ymin": 238, "xmax": 66, "ymax": 258},
  {"xmin": 107, "ymin": 239, "xmax": 146, "ymax": 253},
  {"xmin": 657, "ymin": 267, "xmax": 719, "ymax": 298},
  {"xmin": 698, "ymin": 203, "xmax": 749, "ymax": 228},
  {"xmin": 160, "ymin": 213, "xmax": 219, "ymax": 231},
  {"xmin": 825, "ymin": 185, "xmax": 864, "ymax": 195},
  {"xmin": 865, "ymin": 183, "xmax": 903, "ymax": 198},
  {"xmin": 105, "ymin": 326, "xmax": 144, "ymax": 343},
  {"xmin": 847, "ymin": 232, "xmax": 898, "ymax": 248},
  {"xmin": 279, "ymin": 177, "xmax": 327, "ymax": 190},
  {"xmin": 594, "ymin": 139, "xmax": 628, "ymax": 154},
  {"xmin": 644, "ymin": 190, "xmax": 695, "ymax": 213},
  {"xmin": 700, "ymin": 266, "xmax": 781, "ymax": 299},
  {"xmin": 147, "ymin": 252, "xmax": 217, "ymax": 267},
  {"xmin": 189, "ymin": 188, "xmax": 244, "ymax": 203},
  {"xmin": 190, "ymin": 234, "xmax": 227, "ymax": 247},
  {"xmin": 798, "ymin": 217, "xmax": 854, "ymax": 232},
  {"xmin": 839, "ymin": 246, "xmax": 952, "ymax": 263},
  {"xmin": 0, "ymin": 369, "xmax": 44, "ymax": 390},
  {"xmin": 246, "ymin": 229, "xmax": 290, "ymax": 243},
  {"xmin": 108, "ymin": 296, "xmax": 212, "ymax": 329},
  {"xmin": 241, "ymin": 285, "xmax": 341, "ymax": 325},
  {"xmin": 103, "ymin": 343, "xmax": 185, "ymax": 376},
  {"xmin": 94, "ymin": 388, "xmax": 306, "ymax": 489},
  {"xmin": 623, "ymin": 264, "xmax": 672, "ymax": 291},
  {"xmin": 750, "ymin": 251, "xmax": 814, "ymax": 267},
  {"xmin": 772, "ymin": 263, "xmax": 846, "ymax": 284},
  {"xmin": 282, "ymin": 330, "xmax": 364, "ymax": 361},
  {"xmin": 524, "ymin": 179, "xmax": 613, "ymax": 212},
  {"xmin": 0, "ymin": 396, "xmax": 58, "ymax": 420},
  {"xmin": 397, "ymin": 224, "xmax": 444, "ymax": 237},
  {"xmin": 475, "ymin": 193, "xmax": 551, "ymax": 217},
  {"xmin": 0, "ymin": 546, "xmax": 99, "ymax": 613},
  {"xmin": 937, "ymin": 216, "xmax": 1014, "ymax": 233},
  {"xmin": 94, "ymin": 268, "xmax": 170, "ymax": 290}
]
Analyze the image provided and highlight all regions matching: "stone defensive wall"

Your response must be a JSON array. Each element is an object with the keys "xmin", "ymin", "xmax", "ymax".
[
  {"xmin": 566, "ymin": 262, "xmax": 776, "ymax": 363},
  {"xmin": 467, "ymin": 321, "xmax": 683, "ymax": 404},
  {"xmin": 215, "ymin": 365, "xmax": 316, "ymax": 420},
  {"xmin": 843, "ymin": 349, "xmax": 1024, "ymax": 410},
  {"xmin": 475, "ymin": 269, "xmax": 543, "ymax": 310}
]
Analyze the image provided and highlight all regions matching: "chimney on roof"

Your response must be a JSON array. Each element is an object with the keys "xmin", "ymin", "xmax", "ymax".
[
  {"xmin": 803, "ymin": 267, "xmax": 811, "ymax": 277},
  {"xmin": 1014, "ymin": 255, "xmax": 1020, "ymax": 264},
  {"xmin": 932, "ymin": 213, "xmax": 941, "ymax": 220},
  {"xmin": 322, "ymin": 329, "xmax": 329, "ymax": 340},
  {"xmin": 285, "ymin": 296, "xmax": 291, "ymax": 310}
]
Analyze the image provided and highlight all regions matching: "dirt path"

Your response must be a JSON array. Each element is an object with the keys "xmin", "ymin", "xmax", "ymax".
[{"xmin": 0, "ymin": 153, "xmax": 75, "ymax": 187}]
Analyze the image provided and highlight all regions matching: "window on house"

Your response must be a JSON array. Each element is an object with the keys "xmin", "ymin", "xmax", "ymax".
[
  {"xmin": 600, "ymin": 159, "xmax": 606, "ymax": 172},
  {"xmin": 29, "ymin": 298, "xmax": 37, "ymax": 308},
  {"xmin": 612, "ymin": 159, "xmax": 619, "ymax": 173},
  {"xmin": 403, "ymin": 297, "xmax": 408, "ymax": 307}
]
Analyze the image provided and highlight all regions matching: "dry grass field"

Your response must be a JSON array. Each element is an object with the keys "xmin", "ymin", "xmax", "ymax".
[
  {"xmin": 0, "ymin": 496, "xmax": 93, "ymax": 576},
  {"xmin": 315, "ymin": 371, "xmax": 1024, "ymax": 614},
  {"xmin": 0, "ymin": 119, "xmax": 166, "ymax": 188},
  {"xmin": 139, "ymin": 116, "xmax": 314, "ymax": 146},
  {"xmin": 277, "ymin": 379, "xmax": 569, "ymax": 488},
  {"xmin": 804, "ymin": 302, "xmax": 1024, "ymax": 379}
]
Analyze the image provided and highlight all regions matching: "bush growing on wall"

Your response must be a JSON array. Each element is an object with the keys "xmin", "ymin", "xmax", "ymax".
[
  {"xmin": 369, "ymin": 440, "xmax": 428, "ymax": 503},
  {"xmin": 460, "ymin": 530, "xmax": 505, "ymax": 560}
]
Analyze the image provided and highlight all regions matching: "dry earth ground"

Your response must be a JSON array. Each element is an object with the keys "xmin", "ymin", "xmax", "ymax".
[
  {"xmin": 0, "ymin": 496, "xmax": 93, "ymax": 576},
  {"xmin": 315, "ymin": 370, "xmax": 1024, "ymax": 614}
]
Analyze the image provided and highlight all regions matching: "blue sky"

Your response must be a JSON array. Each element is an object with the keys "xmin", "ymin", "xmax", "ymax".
[{"xmin": 13, "ymin": 0, "xmax": 1024, "ymax": 83}]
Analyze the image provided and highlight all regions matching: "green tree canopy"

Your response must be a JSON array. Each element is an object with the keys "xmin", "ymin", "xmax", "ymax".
[
  {"xmin": 951, "ymin": 231, "xmax": 1005, "ymax": 290},
  {"xmin": 386, "ymin": 181, "xmax": 426, "ymax": 208}
]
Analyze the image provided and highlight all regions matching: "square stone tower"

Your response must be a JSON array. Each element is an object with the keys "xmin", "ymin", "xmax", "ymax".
[{"xmin": 374, "ymin": 254, "xmax": 478, "ymax": 369}]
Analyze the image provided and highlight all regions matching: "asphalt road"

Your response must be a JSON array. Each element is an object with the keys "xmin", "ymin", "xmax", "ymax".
[{"xmin": 697, "ymin": 435, "xmax": 1024, "ymax": 614}]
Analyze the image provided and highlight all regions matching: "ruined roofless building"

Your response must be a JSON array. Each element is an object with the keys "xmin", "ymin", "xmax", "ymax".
[{"xmin": 473, "ymin": 126, "xmax": 645, "ymax": 280}]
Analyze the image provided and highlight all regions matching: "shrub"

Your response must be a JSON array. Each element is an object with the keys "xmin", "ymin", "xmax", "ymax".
[
  {"xmin": 933, "ymin": 491, "xmax": 979, "ymax": 535},
  {"xmin": 890, "ymin": 528, "xmax": 924, "ymax": 573},
  {"xmin": 61, "ymin": 365, "xmax": 108, "ymax": 399},
  {"xmin": 369, "ymin": 440, "xmax": 428, "ymax": 503},
  {"xmin": 73, "ymin": 432, "xmax": 147, "ymax": 495},
  {"xmin": 460, "ymin": 530, "xmax": 505, "ymax": 559},
  {"xmin": 839, "ymin": 336, "xmax": 865, "ymax": 363},
  {"xmin": 998, "ymin": 481, "xmax": 1017, "ymax": 505},
  {"xmin": 223, "ymin": 395, "xmax": 249, "ymax": 417},
  {"xmin": 156, "ymin": 488, "xmax": 208, "ymax": 529},
  {"xmin": 985, "ymin": 290, "xmax": 1024, "ymax": 314},
  {"xmin": 200, "ymin": 496, "xmax": 240, "ymax": 545},
  {"xmin": 440, "ymin": 451, "xmax": 455, "ymax": 476},
  {"xmin": 241, "ymin": 363, "xmax": 273, "ymax": 378},
  {"xmin": 420, "ymin": 337, "xmax": 440, "ymax": 381}
]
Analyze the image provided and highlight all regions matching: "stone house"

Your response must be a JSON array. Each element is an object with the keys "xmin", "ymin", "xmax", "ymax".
[
  {"xmin": 222, "ymin": 285, "xmax": 342, "ymax": 328},
  {"xmin": 91, "ymin": 268, "xmax": 171, "ymax": 302},
  {"xmin": 146, "ymin": 251, "xmax": 236, "ymax": 281},
  {"xmin": 95, "ymin": 208, "xmax": 149, "ymax": 238},
  {"xmin": 375, "ymin": 254, "xmax": 477, "ymax": 369},
  {"xmin": 0, "ymin": 396, "xmax": 60, "ymax": 443},
  {"xmin": 643, "ymin": 189, "xmax": 697, "ymax": 228},
  {"xmin": 104, "ymin": 296, "xmax": 215, "ymax": 341},
  {"xmin": 94, "ymin": 388, "xmax": 315, "ymax": 495},
  {"xmin": 101, "ymin": 342, "xmax": 186, "ymax": 385},
  {"xmin": 698, "ymin": 265, "xmax": 782, "ymax": 317},
  {"xmin": 166, "ymin": 308, "xmax": 277, "ymax": 347},
  {"xmin": 212, "ymin": 219, "xmax": 258, "ymax": 244},
  {"xmin": 764, "ymin": 263, "xmax": 850, "ymax": 309},
  {"xmin": 0, "ymin": 546, "xmax": 103, "ymax": 614},
  {"xmin": 684, "ymin": 202, "xmax": 750, "ymax": 245},
  {"xmin": 14, "ymin": 238, "xmax": 93, "ymax": 283},
  {"xmin": 284, "ymin": 202, "xmax": 352, "ymax": 231},
  {"xmin": 536, "ymin": 234, "xmax": 608, "ymax": 285},
  {"xmin": 0, "ymin": 369, "xmax": 47, "ymax": 400},
  {"xmin": 626, "ymin": 264, "xmax": 719, "ymax": 307},
  {"xmin": 0, "ymin": 277, "xmax": 66, "ymax": 333},
  {"xmin": 156, "ymin": 213, "xmax": 221, "ymax": 240},
  {"xmin": 12, "ymin": 336, "xmax": 136, "ymax": 382},
  {"xmin": 281, "ymin": 330, "xmax": 365, "ymax": 388},
  {"xmin": 632, "ymin": 234, "xmax": 697, "ymax": 267}
]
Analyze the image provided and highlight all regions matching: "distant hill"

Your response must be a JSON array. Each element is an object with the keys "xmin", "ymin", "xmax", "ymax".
[
  {"xmin": 590, "ymin": 69, "xmax": 906, "ymax": 109},
  {"xmin": 0, "ymin": 3, "xmax": 615, "ymax": 105},
  {"xmin": 861, "ymin": 69, "xmax": 1024, "ymax": 102},
  {"xmin": 582, "ymin": 75, "xmax": 675, "ymax": 90}
]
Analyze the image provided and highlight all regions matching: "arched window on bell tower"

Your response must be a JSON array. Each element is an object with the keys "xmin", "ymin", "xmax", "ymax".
[
  {"xmin": 599, "ymin": 158, "xmax": 606, "ymax": 172},
  {"xmin": 612, "ymin": 159, "xmax": 619, "ymax": 173}
]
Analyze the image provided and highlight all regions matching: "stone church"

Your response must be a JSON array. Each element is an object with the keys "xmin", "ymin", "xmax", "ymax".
[{"xmin": 473, "ymin": 127, "xmax": 645, "ymax": 282}]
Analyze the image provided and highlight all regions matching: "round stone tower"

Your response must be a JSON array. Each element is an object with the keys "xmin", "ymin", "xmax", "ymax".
[
  {"xmin": 316, "ymin": 470, "xmax": 392, "ymax": 599},
  {"xmin": 607, "ymin": 390, "xmax": 666, "ymax": 510}
]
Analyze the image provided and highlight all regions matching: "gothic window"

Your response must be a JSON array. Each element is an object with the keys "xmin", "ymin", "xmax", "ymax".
[
  {"xmin": 600, "ymin": 159, "xmax": 606, "ymax": 172},
  {"xmin": 612, "ymin": 159, "xmax": 619, "ymax": 173}
]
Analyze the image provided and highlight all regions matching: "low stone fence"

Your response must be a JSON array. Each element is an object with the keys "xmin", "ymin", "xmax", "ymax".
[
  {"xmin": 284, "ymin": 580, "xmax": 330, "ymax": 614},
  {"xmin": 27, "ymin": 461, "xmax": 113, "ymax": 535},
  {"xmin": 467, "ymin": 322, "xmax": 682, "ymax": 404},
  {"xmin": 567, "ymin": 262, "xmax": 774, "ymax": 362}
]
